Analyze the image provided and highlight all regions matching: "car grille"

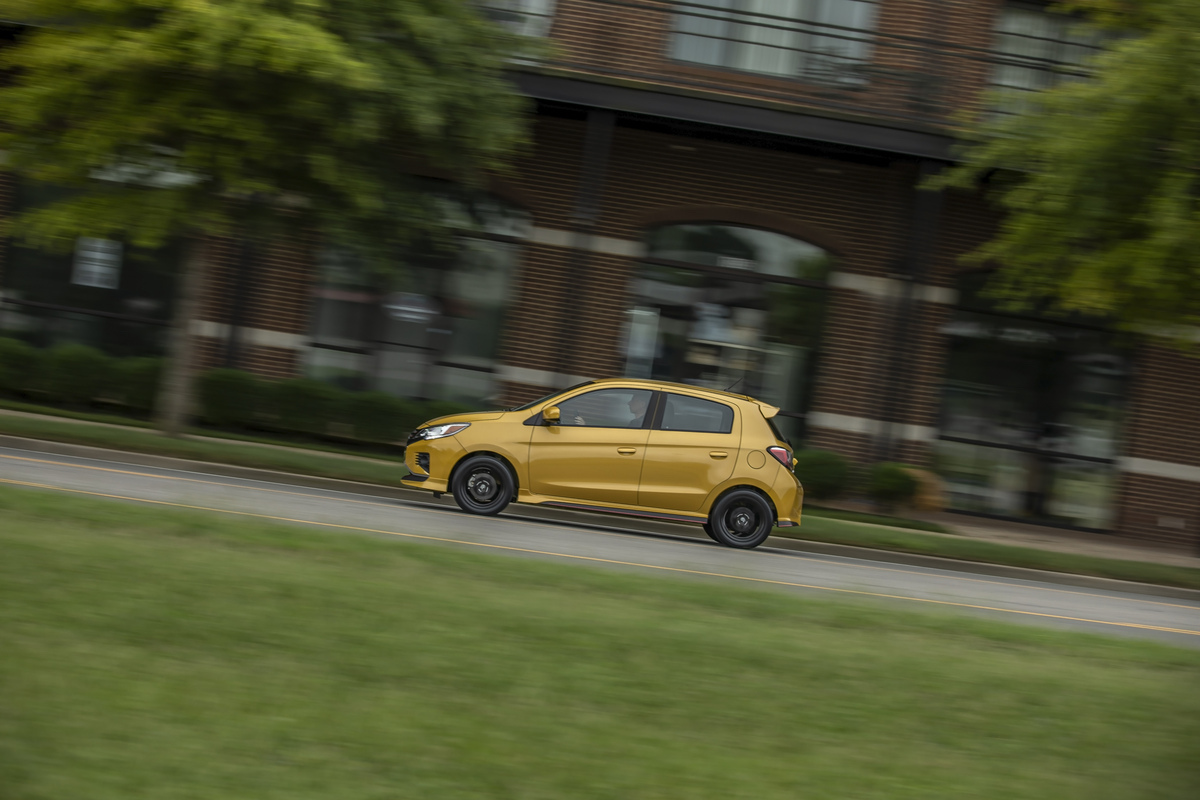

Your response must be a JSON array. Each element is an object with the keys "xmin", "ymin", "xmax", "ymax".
[
  {"xmin": 406, "ymin": 429, "xmax": 424, "ymax": 445},
  {"xmin": 415, "ymin": 453, "xmax": 430, "ymax": 473}
]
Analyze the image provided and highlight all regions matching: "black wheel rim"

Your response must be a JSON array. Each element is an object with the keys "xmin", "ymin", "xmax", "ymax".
[
  {"xmin": 466, "ymin": 469, "xmax": 501, "ymax": 506},
  {"xmin": 724, "ymin": 502, "xmax": 761, "ymax": 541}
]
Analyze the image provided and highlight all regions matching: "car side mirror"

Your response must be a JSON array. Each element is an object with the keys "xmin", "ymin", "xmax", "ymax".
[{"xmin": 543, "ymin": 406, "xmax": 561, "ymax": 424}]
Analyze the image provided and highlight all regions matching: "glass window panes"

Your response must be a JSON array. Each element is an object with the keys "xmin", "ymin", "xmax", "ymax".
[
  {"xmin": 934, "ymin": 439, "xmax": 1115, "ymax": 530},
  {"xmin": 671, "ymin": 0, "xmax": 878, "ymax": 85},
  {"xmin": 557, "ymin": 388, "xmax": 654, "ymax": 429},
  {"xmin": 646, "ymin": 224, "xmax": 833, "ymax": 281},
  {"xmin": 306, "ymin": 186, "xmax": 528, "ymax": 407},
  {"xmin": 632, "ymin": 224, "xmax": 830, "ymax": 443},
  {"xmin": 989, "ymin": 5, "xmax": 1101, "ymax": 112},
  {"xmin": 480, "ymin": 0, "xmax": 557, "ymax": 38},
  {"xmin": 940, "ymin": 311, "xmax": 1127, "ymax": 460},
  {"xmin": 661, "ymin": 393, "xmax": 735, "ymax": 433}
]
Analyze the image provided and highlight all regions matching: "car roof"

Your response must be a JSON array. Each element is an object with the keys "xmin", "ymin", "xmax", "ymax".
[{"xmin": 584, "ymin": 377, "xmax": 771, "ymax": 408}]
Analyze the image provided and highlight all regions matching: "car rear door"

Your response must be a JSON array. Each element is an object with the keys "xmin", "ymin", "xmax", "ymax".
[{"xmin": 637, "ymin": 392, "xmax": 740, "ymax": 512}]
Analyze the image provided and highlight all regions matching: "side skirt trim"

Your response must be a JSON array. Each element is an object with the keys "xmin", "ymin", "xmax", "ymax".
[{"xmin": 539, "ymin": 501, "xmax": 705, "ymax": 526}]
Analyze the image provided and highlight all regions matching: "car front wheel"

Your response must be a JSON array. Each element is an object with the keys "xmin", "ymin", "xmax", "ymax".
[
  {"xmin": 451, "ymin": 455, "xmax": 514, "ymax": 516},
  {"xmin": 707, "ymin": 489, "xmax": 774, "ymax": 549}
]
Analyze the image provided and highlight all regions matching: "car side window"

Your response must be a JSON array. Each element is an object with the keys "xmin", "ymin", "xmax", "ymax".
[
  {"xmin": 660, "ymin": 393, "xmax": 734, "ymax": 434},
  {"xmin": 557, "ymin": 388, "xmax": 655, "ymax": 429}
]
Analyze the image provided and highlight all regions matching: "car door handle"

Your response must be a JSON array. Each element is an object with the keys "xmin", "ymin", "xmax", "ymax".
[
  {"xmin": 709, "ymin": 451, "xmax": 729, "ymax": 459},
  {"xmin": 617, "ymin": 447, "xmax": 638, "ymax": 455}
]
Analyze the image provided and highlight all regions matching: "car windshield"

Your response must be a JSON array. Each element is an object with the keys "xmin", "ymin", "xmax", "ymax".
[{"xmin": 507, "ymin": 381, "xmax": 595, "ymax": 412}]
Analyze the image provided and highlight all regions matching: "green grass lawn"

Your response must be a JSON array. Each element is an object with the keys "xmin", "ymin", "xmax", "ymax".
[{"xmin": 2, "ymin": 485, "xmax": 1199, "ymax": 800}]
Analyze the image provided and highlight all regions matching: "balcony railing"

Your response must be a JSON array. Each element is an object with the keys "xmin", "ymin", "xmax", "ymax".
[{"xmin": 519, "ymin": 0, "xmax": 1097, "ymax": 130}]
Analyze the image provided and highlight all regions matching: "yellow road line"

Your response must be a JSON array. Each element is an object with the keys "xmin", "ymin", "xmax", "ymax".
[
  {"xmin": 2, "ymin": 451, "xmax": 1196, "ymax": 612},
  {"xmin": 2, "ymin": 476, "xmax": 1198, "ymax": 639}
]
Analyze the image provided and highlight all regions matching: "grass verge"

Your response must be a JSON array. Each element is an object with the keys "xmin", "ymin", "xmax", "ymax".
[
  {"xmin": 780, "ymin": 516, "xmax": 1200, "ymax": 591},
  {"xmin": 1, "ymin": 484, "xmax": 1198, "ymax": 800},
  {"xmin": 0, "ymin": 412, "xmax": 407, "ymax": 484},
  {"xmin": 802, "ymin": 504, "xmax": 952, "ymax": 533},
  {"xmin": 1, "ymin": 409, "xmax": 1198, "ymax": 591}
]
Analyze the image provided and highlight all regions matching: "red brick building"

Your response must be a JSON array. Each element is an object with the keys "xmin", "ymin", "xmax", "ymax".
[{"xmin": 2, "ymin": 1, "xmax": 1197, "ymax": 551}]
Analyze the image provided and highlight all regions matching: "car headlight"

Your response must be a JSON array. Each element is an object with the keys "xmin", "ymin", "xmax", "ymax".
[{"xmin": 417, "ymin": 423, "xmax": 470, "ymax": 440}]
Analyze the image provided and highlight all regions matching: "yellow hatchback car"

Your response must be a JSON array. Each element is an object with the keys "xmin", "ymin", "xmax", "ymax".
[{"xmin": 401, "ymin": 379, "xmax": 803, "ymax": 548}]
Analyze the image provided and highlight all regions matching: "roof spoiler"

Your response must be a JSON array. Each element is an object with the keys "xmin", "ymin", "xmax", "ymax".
[{"xmin": 757, "ymin": 403, "xmax": 780, "ymax": 419}]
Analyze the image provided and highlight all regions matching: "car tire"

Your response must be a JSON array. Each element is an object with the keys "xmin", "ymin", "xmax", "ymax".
[
  {"xmin": 707, "ymin": 489, "xmax": 775, "ymax": 549},
  {"xmin": 451, "ymin": 455, "xmax": 515, "ymax": 516},
  {"xmin": 701, "ymin": 521, "xmax": 721, "ymax": 543}
]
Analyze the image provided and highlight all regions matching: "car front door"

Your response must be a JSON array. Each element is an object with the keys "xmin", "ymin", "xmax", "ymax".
[
  {"xmin": 638, "ymin": 392, "xmax": 740, "ymax": 512},
  {"xmin": 527, "ymin": 387, "xmax": 655, "ymax": 506}
]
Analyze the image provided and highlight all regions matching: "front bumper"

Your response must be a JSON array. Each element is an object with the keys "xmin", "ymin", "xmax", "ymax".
[{"xmin": 400, "ymin": 436, "xmax": 466, "ymax": 493}]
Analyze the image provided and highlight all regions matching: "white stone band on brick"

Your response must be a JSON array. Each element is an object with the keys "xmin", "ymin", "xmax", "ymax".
[
  {"xmin": 1118, "ymin": 457, "xmax": 1200, "ymax": 484},
  {"xmin": 497, "ymin": 364, "xmax": 594, "ymax": 389},
  {"xmin": 192, "ymin": 320, "xmax": 306, "ymax": 350},
  {"xmin": 530, "ymin": 226, "xmax": 955, "ymax": 303},
  {"xmin": 529, "ymin": 226, "xmax": 644, "ymax": 258},
  {"xmin": 806, "ymin": 411, "xmax": 936, "ymax": 442}
]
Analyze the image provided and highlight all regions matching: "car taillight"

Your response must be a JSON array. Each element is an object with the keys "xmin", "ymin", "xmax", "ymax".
[{"xmin": 767, "ymin": 446, "xmax": 791, "ymax": 469}]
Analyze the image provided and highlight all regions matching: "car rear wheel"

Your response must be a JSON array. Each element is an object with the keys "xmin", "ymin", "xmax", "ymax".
[
  {"xmin": 451, "ymin": 455, "xmax": 514, "ymax": 516},
  {"xmin": 707, "ymin": 489, "xmax": 774, "ymax": 549}
]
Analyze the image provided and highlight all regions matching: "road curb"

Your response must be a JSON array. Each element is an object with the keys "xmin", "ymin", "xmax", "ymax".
[{"xmin": 2, "ymin": 433, "xmax": 1198, "ymax": 602}]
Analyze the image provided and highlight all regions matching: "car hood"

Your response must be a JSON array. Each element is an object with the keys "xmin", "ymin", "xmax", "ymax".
[{"xmin": 421, "ymin": 411, "xmax": 508, "ymax": 427}]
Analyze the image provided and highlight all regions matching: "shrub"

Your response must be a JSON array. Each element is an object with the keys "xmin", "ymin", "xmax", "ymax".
[
  {"xmin": 198, "ymin": 368, "xmax": 263, "ymax": 429},
  {"xmin": 267, "ymin": 378, "xmax": 343, "ymax": 436},
  {"xmin": 0, "ymin": 337, "xmax": 38, "ymax": 396},
  {"xmin": 43, "ymin": 343, "xmax": 112, "ymax": 406},
  {"xmin": 867, "ymin": 462, "xmax": 920, "ymax": 511},
  {"xmin": 791, "ymin": 449, "xmax": 852, "ymax": 501},
  {"xmin": 114, "ymin": 357, "xmax": 163, "ymax": 415},
  {"xmin": 350, "ymin": 392, "xmax": 418, "ymax": 443}
]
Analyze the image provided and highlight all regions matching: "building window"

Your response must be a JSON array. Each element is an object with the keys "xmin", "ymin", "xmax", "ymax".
[
  {"xmin": 480, "ymin": 0, "xmax": 557, "ymax": 38},
  {"xmin": 989, "ymin": 3, "xmax": 1101, "ymax": 112},
  {"xmin": 934, "ymin": 276, "xmax": 1128, "ymax": 530},
  {"xmin": 625, "ymin": 223, "xmax": 831, "ymax": 443},
  {"xmin": 0, "ymin": 181, "xmax": 179, "ymax": 358},
  {"xmin": 670, "ymin": 0, "xmax": 879, "ymax": 85},
  {"xmin": 306, "ymin": 189, "xmax": 529, "ymax": 406}
]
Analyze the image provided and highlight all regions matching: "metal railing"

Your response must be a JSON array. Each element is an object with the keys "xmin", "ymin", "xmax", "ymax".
[{"xmin": 520, "ymin": 0, "xmax": 1097, "ymax": 129}]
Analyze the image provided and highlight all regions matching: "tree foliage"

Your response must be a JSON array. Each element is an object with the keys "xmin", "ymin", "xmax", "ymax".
[
  {"xmin": 935, "ymin": 0, "xmax": 1200, "ymax": 343},
  {"xmin": 0, "ymin": 0, "xmax": 532, "ymax": 252}
]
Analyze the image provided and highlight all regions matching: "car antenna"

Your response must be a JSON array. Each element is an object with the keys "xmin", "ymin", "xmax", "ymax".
[{"xmin": 725, "ymin": 376, "xmax": 744, "ymax": 393}]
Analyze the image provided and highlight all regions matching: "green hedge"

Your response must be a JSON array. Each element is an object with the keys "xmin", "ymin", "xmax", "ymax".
[
  {"xmin": 0, "ymin": 337, "xmax": 38, "ymax": 395},
  {"xmin": 198, "ymin": 368, "xmax": 263, "ymax": 429},
  {"xmin": 43, "ymin": 344, "xmax": 113, "ymax": 407},
  {"xmin": 0, "ymin": 341, "xmax": 481, "ymax": 446},
  {"xmin": 792, "ymin": 449, "xmax": 852, "ymax": 501},
  {"xmin": 867, "ymin": 462, "xmax": 920, "ymax": 511}
]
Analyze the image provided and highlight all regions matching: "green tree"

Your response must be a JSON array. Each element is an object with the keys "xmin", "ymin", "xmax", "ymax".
[
  {"xmin": 935, "ymin": 0, "xmax": 1200, "ymax": 344},
  {"xmin": 0, "ymin": 0, "xmax": 531, "ymax": 434}
]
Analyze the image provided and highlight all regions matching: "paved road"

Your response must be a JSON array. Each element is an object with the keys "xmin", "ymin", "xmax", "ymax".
[{"xmin": 2, "ymin": 444, "xmax": 1198, "ymax": 648}]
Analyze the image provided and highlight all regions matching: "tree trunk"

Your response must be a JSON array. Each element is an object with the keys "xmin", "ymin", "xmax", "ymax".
[{"xmin": 155, "ymin": 238, "xmax": 210, "ymax": 437}]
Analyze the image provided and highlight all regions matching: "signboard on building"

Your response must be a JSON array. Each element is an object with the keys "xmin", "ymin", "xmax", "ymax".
[{"xmin": 72, "ymin": 237, "xmax": 122, "ymax": 289}]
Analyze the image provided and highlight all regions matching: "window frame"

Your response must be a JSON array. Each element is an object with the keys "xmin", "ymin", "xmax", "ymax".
[
  {"xmin": 550, "ymin": 387, "xmax": 661, "ymax": 430},
  {"xmin": 652, "ymin": 391, "xmax": 737, "ymax": 435}
]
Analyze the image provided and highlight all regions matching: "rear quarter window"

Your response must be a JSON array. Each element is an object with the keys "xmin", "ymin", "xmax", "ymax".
[{"xmin": 660, "ymin": 393, "xmax": 734, "ymax": 434}]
